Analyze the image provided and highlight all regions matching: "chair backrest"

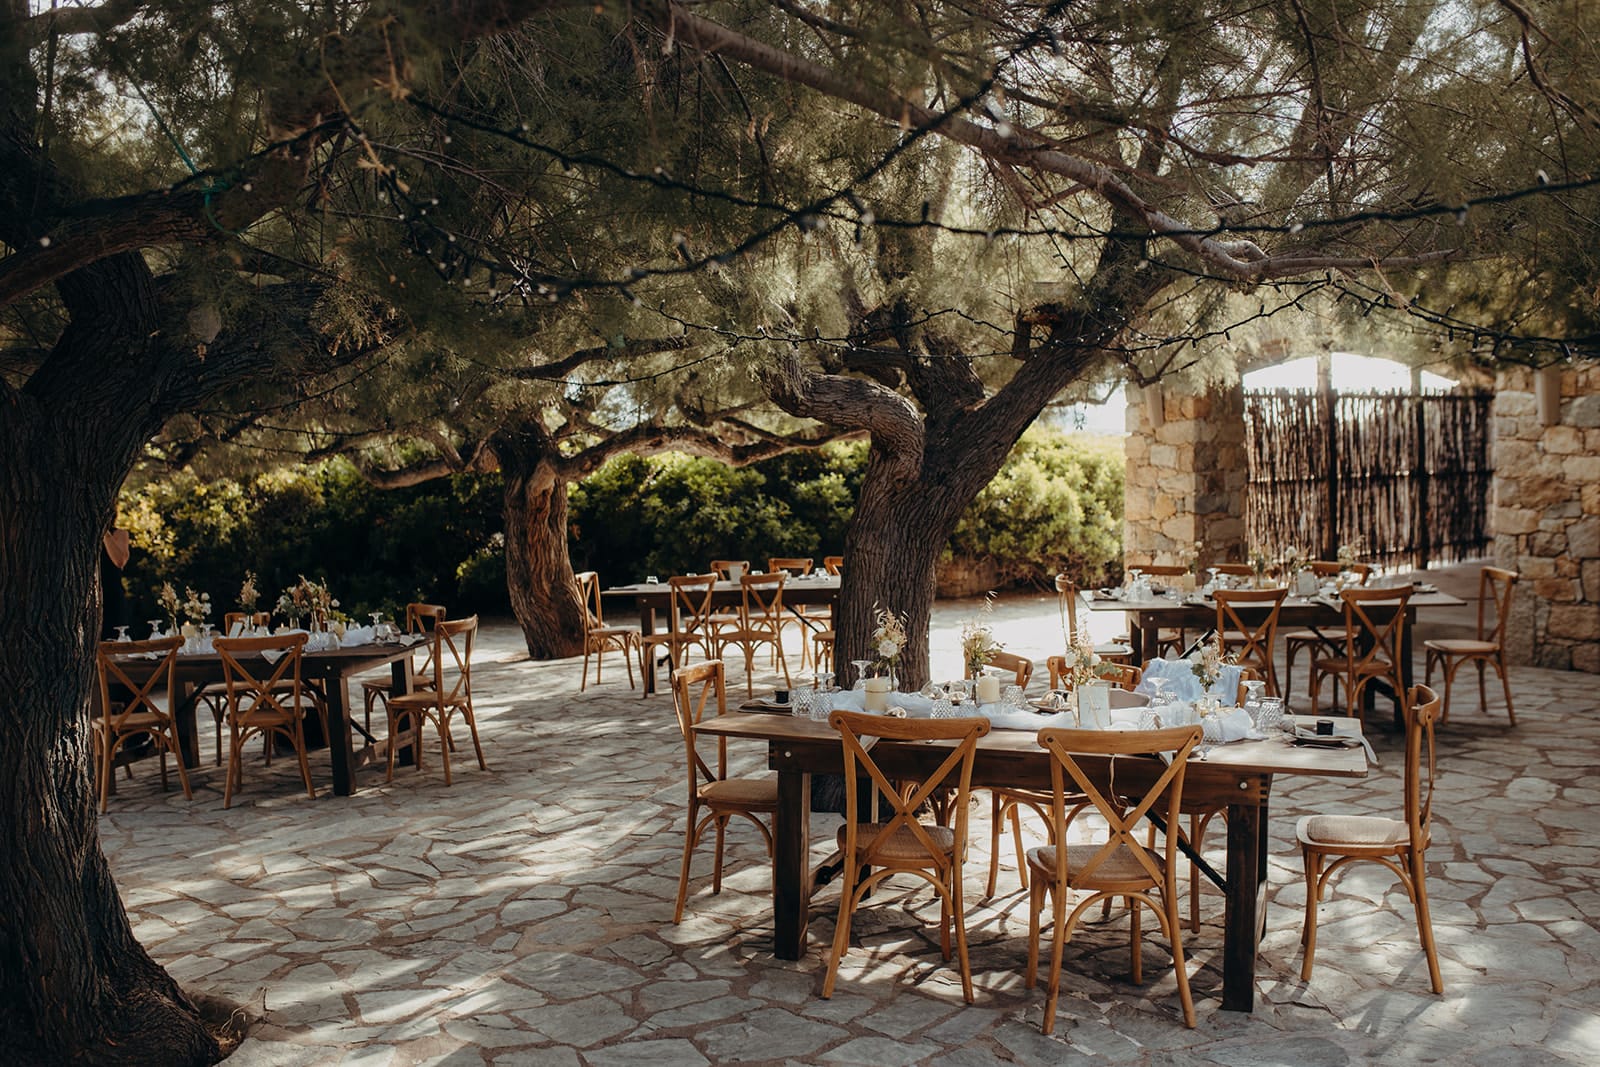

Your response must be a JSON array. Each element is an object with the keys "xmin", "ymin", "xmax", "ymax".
[
  {"xmin": 988, "ymin": 650, "xmax": 1034, "ymax": 688},
  {"xmin": 670, "ymin": 659, "xmax": 728, "ymax": 793},
  {"xmin": 1130, "ymin": 563, "xmax": 1188, "ymax": 578},
  {"xmin": 738, "ymin": 572, "xmax": 786, "ymax": 632},
  {"xmin": 830, "ymin": 710, "xmax": 991, "ymax": 867},
  {"xmin": 1338, "ymin": 586, "xmax": 1412, "ymax": 678},
  {"xmin": 1046, "ymin": 657, "xmax": 1140, "ymax": 691},
  {"xmin": 1310, "ymin": 560, "xmax": 1372, "ymax": 584},
  {"xmin": 1405, "ymin": 684, "xmax": 1441, "ymax": 850},
  {"xmin": 1478, "ymin": 567, "xmax": 1518, "ymax": 646},
  {"xmin": 1211, "ymin": 563, "xmax": 1253, "ymax": 577},
  {"xmin": 214, "ymin": 633, "xmax": 308, "ymax": 718},
  {"xmin": 1035, "ymin": 724, "xmax": 1202, "ymax": 889},
  {"xmin": 1054, "ymin": 573, "xmax": 1081, "ymax": 637},
  {"xmin": 97, "ymin": 636, "xmax": 183, "ymax": 731},
  {"xmin": 426, "ymin": 616, "xmax": 477, "ymax": 707},
  {"xmin": 768, "ymin": 557, "xmax": 813, "ymax": 577},
  {"xmin": 823, "ymin": 555, "xmax": 844, "ymax": 576},
  {"xmin": 406, "ymin": 602, "xmax": 447, "ymax": 632},
  {"xmin": 667, "ymin": 574, "xmax": 719, "ymax": 638},
  {"xmin": 708, "ymin": 560, "xmax": 749, "ymax": 580},
  {"xmin": 576, "ymin": 571, "xmax": 605, "ymax": 631},
  {"xmin": 1214, "ymin": 587, "xmax": 1286, "ymax": 677},
  {"xmin": 221, "ymin": 611, "xmax": 272, "ymax": 635}
]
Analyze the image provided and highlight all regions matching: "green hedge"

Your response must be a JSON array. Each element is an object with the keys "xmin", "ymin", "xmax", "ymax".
[{"xmin": 116, "ymin": 428, "xmax": 1123, "ymax": 624}]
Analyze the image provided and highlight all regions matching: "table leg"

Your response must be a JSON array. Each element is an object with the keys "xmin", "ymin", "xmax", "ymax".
[
  {"xmin": 638, "ymin": 604, "xmax": 660, "ymax": 695},
  {"xmin": 773, "ymin": 767, "xmax": 812, "ymax": 960},
  {"xmin": 1221, "ymin": 797, "xmax": 1265, "ymax": 1012},
  {"xmin": 324, "ymin": 673, "xmax": 357, "ymax": 797},
  {"xmin": 173, "ymin": 680, "xmax": 200, "ymax": 769}
]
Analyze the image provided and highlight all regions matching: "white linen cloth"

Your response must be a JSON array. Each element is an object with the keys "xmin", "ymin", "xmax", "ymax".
[{"xmin": 1134, "ymin": 657, "xmax": 1244, "ymax": 704}]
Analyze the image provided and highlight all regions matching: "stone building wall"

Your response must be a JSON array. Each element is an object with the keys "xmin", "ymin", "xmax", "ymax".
[
  {"xmin": 1124, "ymin": 382, "xmax": 1248, "ymax": 570},
  {"xmin": 1492, "ymin": 366, "xmax": 1600, "ymax": 672}
]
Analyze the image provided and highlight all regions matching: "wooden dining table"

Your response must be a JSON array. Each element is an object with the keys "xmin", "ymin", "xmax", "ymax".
[
  {"xmin": 107, "ymin": 638, "xmax": 426, "ymax": 796},
  {"xmin": 1081, "ymin": 584, "xmax": 1466, "ymax": 703},
  {"xmin": 602, "ymin": 574, "xmax": 841, "ymax": 693},
  {"xmin": 693, "ymin": 708, "xmax": 1368, "ymax": 1013}
]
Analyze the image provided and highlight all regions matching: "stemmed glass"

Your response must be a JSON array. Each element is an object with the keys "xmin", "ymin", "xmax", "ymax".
[
  {"xmin": 850, "ymin": 659, "xmax": 872, "ymax": 691},
  {"xmin": 1242, "ymin": 679, "xmax": 1266, "ymax": 723},
  {"xmin": 114, "ymin": 625, "xmax": 131, "ymax": 643},
  {"xmin": 147, "ymin": 619, "xmax": 164, "ymax": 639}
]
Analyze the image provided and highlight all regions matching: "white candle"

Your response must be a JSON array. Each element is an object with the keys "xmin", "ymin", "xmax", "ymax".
[
  {"xmin": 863, "ymin": 676, "xmax": 891, "ymax": 712},
  {"xmin": 975, "ymin": 675, "xmax": 1001, "ymax": 705}
]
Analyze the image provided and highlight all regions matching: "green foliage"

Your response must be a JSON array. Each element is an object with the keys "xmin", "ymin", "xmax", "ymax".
[
  {"xmin": 119, "ymin": 461, "xmax": 507, "ymax": 623},
  {"xmin": 119, "ymin": 428, "xmax": 1123, "ymax": 616},
  {"xmin": 947, "ymin": 429, "xmax": 1126, "ymax": 588}
]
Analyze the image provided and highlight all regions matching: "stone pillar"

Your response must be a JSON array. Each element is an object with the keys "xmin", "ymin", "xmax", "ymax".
[
  {"xmin": 1492, "ymin": 365, "xmax": 1600, "ymax": 672},
  {"xmin": 1124, "ymin": 381, "xmax": 1248, "ymax": 569}
]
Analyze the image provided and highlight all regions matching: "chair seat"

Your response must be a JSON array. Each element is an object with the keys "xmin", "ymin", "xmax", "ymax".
[
  {"xmin": 1095, "ymin": 642, "xmax": 1133, "ymax": 658},
  {"xmin": 1026, "ymin": 842, "xmax": 1160, "ymax": 890},
  {"xmin": 837, "ymin": 820, "xmax": 955, "ymax": 863},
  {"xmin": 362, "ymin": 672, "xmax": 432, "ymax": 694},
  {"xmin": 1312, "ymin": 655, "xmax": 1394, "ymax": 678},
  {"xmin": 1286, "ymin": 627, "xmax": 1347, "ymax": 643},
  {"xmin": 97, "ymin": 710, "xmax": 168, "ymax": 732},
  {"xmin": 1422, "ymin": 638, "xmax": 1498, "ymax": 655},
  {"xmin": 701, "ymin": 776, "xmax": 780, "ymax": 809},
  {"xmin": 387, "ymin": 691, "xmax": 466, "ymax": 712},
  {"xmin": 1297, "ymin": 813, "xmax": 1409, "ymax": 849}
]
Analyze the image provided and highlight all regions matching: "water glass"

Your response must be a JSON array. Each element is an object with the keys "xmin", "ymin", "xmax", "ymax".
[
  {"xmin": 791, "ymin": 686, "xmax": 814, "ymax": 718},
  {"xmin": 932, "ymin": 692, "xmax": 955, "ymax": 718},
  {"xmin": 1002, "ymin": 684, "xmax": 1026, "ymax": 711},
  {"xmin": 1256, "ymin": 696, "xmax": 1287, "ymax": 735},
  {"xmin": 810, "ymin": 688, "xmax": 833, "ymax": 723}
]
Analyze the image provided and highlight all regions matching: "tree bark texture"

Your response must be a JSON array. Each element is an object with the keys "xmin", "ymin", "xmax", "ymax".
[
  {"xmin": 494, "ymin": 423, "xmax": 588, "ymax": 659},
  {"xmin": 0, "ymin": 269, "xmax": 221, "ymax": 1065}
]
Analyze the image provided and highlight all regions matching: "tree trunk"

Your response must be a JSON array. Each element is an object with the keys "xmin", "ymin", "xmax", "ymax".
[
  {"xmin": 0, "ymin": 402, "xmax": 221, "ymax": 1064},
  {"xmin": 495, "ymin": 423, "xmax": 587, "ymax": 659}
]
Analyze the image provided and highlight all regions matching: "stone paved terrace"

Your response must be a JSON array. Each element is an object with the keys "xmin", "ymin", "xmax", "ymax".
[{"xmin": 98, "ymin": 579, "xmax": 1600, "ymax": 1065}]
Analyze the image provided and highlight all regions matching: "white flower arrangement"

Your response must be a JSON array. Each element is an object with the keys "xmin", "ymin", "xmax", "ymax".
[
  {"xmin": 961, "ymin": 593, "xmax": 999, "ymax": 677},
  {"xmin": 870, "ymin": 604, "xmax": 907, "ymax": 677}
]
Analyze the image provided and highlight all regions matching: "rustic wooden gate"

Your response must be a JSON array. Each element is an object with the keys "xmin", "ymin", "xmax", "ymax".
[{"xmin": 1243, "ymin": 388, "xmax": 1493, "ymax": 570}]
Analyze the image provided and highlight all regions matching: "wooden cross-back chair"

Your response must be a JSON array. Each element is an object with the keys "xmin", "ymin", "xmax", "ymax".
[
  {"xmin": 640, "ymin": 574, "xmax": 721, "ymax": 695},
  {"xmin": 1054, "ymin": 574, "xmax": 1133, "ymax": 665},
  {"xmin": 1025, "ymin": 724, "xmax": 1202, "ymax": 1032},
  {"xmin": 1424, "ymin": 566, "xmax": 1518, "ymax": 724},
  {"xmin": 715, "ymin": 572, "xmax": 792, "ymax": 697},
  {"xmin": 575, "ymin": 572, "xmax": 640, "ymax": 692},
  {"xmin": 989, "ymin": 661, "xmax": 1141, "ymax": 898},
  {"xmin": 1282, "ymin": 562, "xmax": 1372, "ymax": 700},
  {"xmin": 360, "ymin": 602, "xmax": 447, "ymax": 732},
  {"xmin": 766, "ymin": 557, "xmax": 819, "ymax": 668},
  {"xmin": 383, "ymin": 615, "xmax": 485, "ymax": 785},
  {"xmin": 95, "ymin": 636, "xmax": 191, "ymax": 811},
  {"xmin": 824, "ymin": 710, "xmax": 992, "ymax": 1003},
  {"xmin": 1214, "ymin": 587, "xmax": 1287, "ymax": 696},
  {"xmin": 669, "ymin": 659, "xmax": 778, "ymax": 923},
  {"xmin": 198, "ymin": 612, "xmax": 272, "ymax": 765},
  {"xmin": 1309, "ymin": 586, "xmax": 1413, "ymax": 724},
  {"xmin": 213, "ymin": 633, "xmax": 317, "ymax": 809},
  {"xmin": 1298, "ymin": 684, "xmax": 1444, "ymax": 992}
]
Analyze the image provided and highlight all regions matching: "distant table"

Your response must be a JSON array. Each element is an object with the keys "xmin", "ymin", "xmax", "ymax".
[
  {"xmin": 603, "ymin": 576, "xmax": 841, "ymax": 693},
  {"xmin": 1081, "ymin": 585, "xmax": 1466, "ymax": 706},
  {"xmin": 110, "ymin": 640, "xmax": 424, "ymax": 796},
  {"xmin": 695, "ymin": 709, "xmax": 1368, "ymax": 1013}
]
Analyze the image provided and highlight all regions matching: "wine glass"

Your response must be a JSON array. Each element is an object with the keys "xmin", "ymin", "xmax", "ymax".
[
  {"xmin": 1242, "ymin": 679, "xmax": 1266, "ymax": 722},
  {"xmin": 1147, "ymin": 675, "xmax": 1170, "ymax": 710},
  {"xmin": 114, "ymin": 625, "xmax": 130, "ymax": 643},
  {"xmin": 370, "ymin": 610, "xmax": 383, "ymax": 630},
  {"xmin": 147, "ymin": 619, "xmax": 164, "ymax": 639},
  {"xmin": 850, "ymin": 659, "xmax": 872, "ymax": 691}
]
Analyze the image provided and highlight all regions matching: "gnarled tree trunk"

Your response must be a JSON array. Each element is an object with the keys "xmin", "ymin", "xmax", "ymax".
[
  {"xmin": 494, "ymin": 422, "xmax": 588, "ymax": 659},
  {"xmin": 0, "ymin": 261, "xmax": 222, "ymax": 1064}
]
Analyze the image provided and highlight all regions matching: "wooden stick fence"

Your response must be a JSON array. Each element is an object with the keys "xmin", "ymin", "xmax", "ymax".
[{"xmin": 1244, "ymin": 389, "xmax": 1492, "ymax": 570}]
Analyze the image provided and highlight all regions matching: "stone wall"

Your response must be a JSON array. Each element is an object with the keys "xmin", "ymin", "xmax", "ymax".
[
  {"xmin": 1124, "ymin": 382, "xmax": 1248, "ymax": 570},
  {"xmin": 1492, "ymin": 366, "xmax": 1600, "ymax": 672}
]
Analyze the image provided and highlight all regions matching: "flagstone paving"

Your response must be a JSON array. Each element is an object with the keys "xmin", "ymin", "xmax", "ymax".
[{"xmin": 98, "ymin": 585, "xmax": 1600, "ymax": 1065}]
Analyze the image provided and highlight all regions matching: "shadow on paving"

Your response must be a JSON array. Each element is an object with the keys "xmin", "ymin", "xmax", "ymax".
[{"xmin": 95, "ymin": 585, "xmax": 1599, "ymax": 1066}]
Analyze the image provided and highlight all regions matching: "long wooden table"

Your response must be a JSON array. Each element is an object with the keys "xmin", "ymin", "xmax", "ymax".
[
  {"xmin": 603, "ymin": 575, "xmax": 841, "ymax": 693},
  {"xmin": 1081, "ymin": 585, "xmax": 1466, "ymax": 700},
  {"xmin": 694, "ymin": 710, "xmax": 1368, "ymax": 1013},
  {"xmin": 109, "ymin": 639, "xmax": 425, "ymax": 796}
]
